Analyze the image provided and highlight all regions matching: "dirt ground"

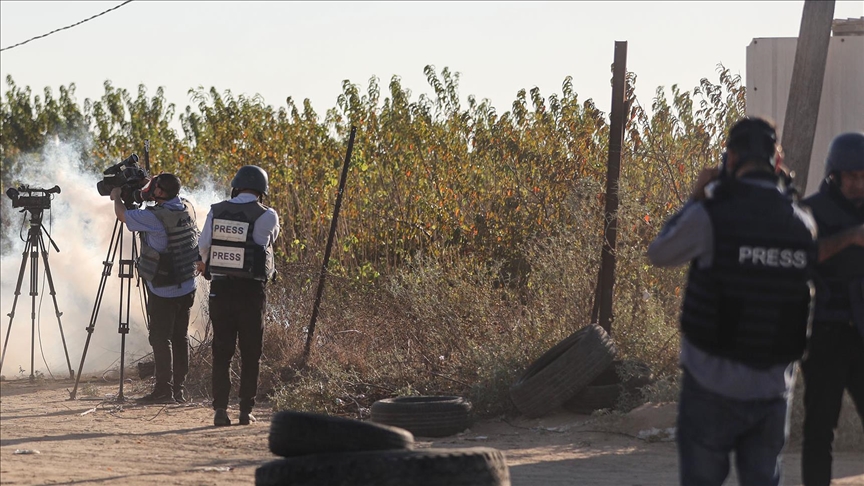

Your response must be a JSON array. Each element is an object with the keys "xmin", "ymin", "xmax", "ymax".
[{"xmin": 1, "ymin": 377, "xmax": 862, "ymax": 486}]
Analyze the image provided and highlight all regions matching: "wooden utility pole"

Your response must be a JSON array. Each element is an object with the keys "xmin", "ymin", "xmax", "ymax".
[
  {"xmin": 781, "ymin": 0, "xmax": 835, "ymax": 186},
  {"xmin": 594, "ymin": 41, "xmax": 628, "ymax": 335}
]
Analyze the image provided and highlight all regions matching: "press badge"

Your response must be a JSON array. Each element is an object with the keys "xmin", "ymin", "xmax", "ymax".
[
  {"xmin": 210, "ymin": 246, "xmax": 245, "ymax": 269},
  {"xmin": 212, "ymin": 219, "xmax": 249, "ymax": 242}
]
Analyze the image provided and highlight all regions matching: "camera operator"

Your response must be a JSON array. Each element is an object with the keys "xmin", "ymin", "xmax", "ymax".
[
  {"xmin": 647, "ymin": 117, "xmax": 818, "ymax": 485},
  {"xmin": 800, "ymin": 132, "xmax": 864, "ymax": 486},
  {"xmin": 110, "ymin": 173, "xmax": 200, "ymax": 404},
  {"xmin": 196, "ymin": 165, "xmax": 279, "ymax": 426}
]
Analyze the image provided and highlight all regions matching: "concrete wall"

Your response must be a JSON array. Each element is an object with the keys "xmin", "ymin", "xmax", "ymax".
[{"xmin": 745, "ymin": 35, "xmax": 864, "ymax": 196}]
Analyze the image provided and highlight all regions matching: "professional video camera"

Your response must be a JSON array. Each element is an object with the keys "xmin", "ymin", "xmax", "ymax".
[
  {"xmin": 96, "ymin": 154, "xmax": 152, "ymax": 208},
  {"xmin": 5, "ymin": 184, "xmax": 61, "ymax": 211}
]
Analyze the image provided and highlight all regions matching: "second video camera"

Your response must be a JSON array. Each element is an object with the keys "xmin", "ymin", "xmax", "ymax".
[
  {"xmin": 6, "ymin": 184, "xmax": 61, "ymax": 211},
  {"xmin": 96, "ymin": 154, "xmax": 151, "ymax": 208}
]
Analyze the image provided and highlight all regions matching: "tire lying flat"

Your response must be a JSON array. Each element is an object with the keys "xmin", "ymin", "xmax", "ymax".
[
  {"xmin": 509, "ymin": 323, "xmax": 617, "ymax": 418},
  {"xmin": 370, "ymin": 396, "xmax": 472, "ymax": 438},
  {"xmin": 255, "ymin": 447, "xmax": 510, "ymax": 486},
  {"xmin": 268, "ymin": 410, "xmax": 414, "ymax": 458}
]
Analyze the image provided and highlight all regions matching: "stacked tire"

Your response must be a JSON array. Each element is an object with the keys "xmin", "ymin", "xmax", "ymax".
[
  {"xmin": 509, "ymin": 323, "xmax": 618, "ymax": 418},
  {"xmin": 370, "ymin": 396, "xmax": 472, "ymax": 438},
  {"xmin": 256, "ymin": 410, "xmax": 510, "ymax": 486},
  {"xmin": 562, "ymin": 359, "xmax": 654, "ymax": 414}
]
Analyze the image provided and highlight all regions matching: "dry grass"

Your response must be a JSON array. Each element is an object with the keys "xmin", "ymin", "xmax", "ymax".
[
  {"xmin": 182, "ymin": 215, "xmax": 687, "ymax": 420},
  {"xmin": 179, "ymin": 193, "xmax": 860, "ymax": 455}
]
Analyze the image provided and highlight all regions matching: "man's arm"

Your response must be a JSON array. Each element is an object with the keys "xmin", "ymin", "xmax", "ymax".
[
  {"xmin": 817, "ymin": 224, "xmax": 864, "ymax": 263},
  {"xmin": 110, "ymin": 187, "xmax": 127, "ymax": 223},
  {"xmin": 252, "ymin": 209, "xmax": 280, "ymax": 247},
  {"xmin": 647, "ymin": 166, "xmax": 719, "ymax": 269},
  {"xmin": 646, "ymin": 200, "xmax": 714, "ymax": 268},
  {"xmin": 196, "ymin": 211, "xmax": 214, "ymax": 274}
]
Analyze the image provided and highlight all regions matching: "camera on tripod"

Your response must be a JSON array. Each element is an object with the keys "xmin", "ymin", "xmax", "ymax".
[
  {"xmin": 96, "ymin": 154, "xmax": 153, "ymax": 208},
  {"xmin": 5, "ymin": 185, "xmax": 61, "ymax": 211}
]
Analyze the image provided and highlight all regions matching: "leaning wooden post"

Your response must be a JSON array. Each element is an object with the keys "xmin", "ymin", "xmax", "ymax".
[
  {"xmin": 595, "ymin": 41, "xmax": 628, "ymax": 335},
  {"xmin": 781, "ymin": 0, "xmax": 835, "ymax": 188},
  {"xmin": 303, "ymin": 126, "xmax": 357, "ymax": 362}
]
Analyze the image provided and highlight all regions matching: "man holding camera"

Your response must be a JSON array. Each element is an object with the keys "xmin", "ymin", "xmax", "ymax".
[
  {"xmin": 196, "ymin": 165, "xmax": 279, "ymax": 426},
  {"xmin": 800, "ymin": 132, "xmax": 864, "ymax": 486},
  {"xmin": 647, "ymin": 117, "xmax": 818, "ymax": 485},
  {"xmin": 110, "ymin": 173, "xmax": 199, "ymax": 404}
]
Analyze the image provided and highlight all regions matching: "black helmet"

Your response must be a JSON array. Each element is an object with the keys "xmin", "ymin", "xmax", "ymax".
[
  {"xmin": 231, "ymin": 165, "xmax": 269, "ymax": 195},
  {"xmin": 824, "ymin": 132, "xmax": 864, "ymax": 177},
  {"xmin": 726, "ymin": 117, "xmax": 778, "ymax": 169}
]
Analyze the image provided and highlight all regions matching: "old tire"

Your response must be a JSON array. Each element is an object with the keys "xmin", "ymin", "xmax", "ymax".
[
  {"xmin": 255, "ymin": 447, "xmax": 510, "ymax": 486},
  {"xmin": 509, "ymin": 323, "xmax": 616, "ymax": 418},
  {"xmin": 562, "ymin": 359, "xmax": 653, "ymax": 413},
  {"xmin": 370, "ymin": 396, "xmax": 472, "ymax": 438},
  {"xmin": 268, "ymin": 410, "xmax": 414, "ymax": 457}
]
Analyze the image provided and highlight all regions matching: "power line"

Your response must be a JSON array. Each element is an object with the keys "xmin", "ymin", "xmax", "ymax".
[{"xmin": 1, "ymin": 1, "xmax": 135, "ymax": 53}]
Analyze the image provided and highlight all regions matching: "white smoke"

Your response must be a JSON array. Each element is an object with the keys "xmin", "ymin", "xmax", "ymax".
[{"xmin": 0, "ymin": 138, "xmax": 223, "ymax": 381}]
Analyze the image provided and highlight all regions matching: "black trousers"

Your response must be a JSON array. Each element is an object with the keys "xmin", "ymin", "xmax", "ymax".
[
  {"xmin": 146, "ymin": 291, "xmax": 194, "ymax": 394},
  {"xmin": 209, "ymin": 278, "xmax": 266, "ymax": 413},
  {"xmin": 801, "ymin": 322, "xmax": 864, "ymax": 486}
]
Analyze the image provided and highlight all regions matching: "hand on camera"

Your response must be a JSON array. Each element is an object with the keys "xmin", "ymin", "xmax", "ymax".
[
  {"xmin": 690, "ymin": 166, "xmax": 721, "ymax": 201},
  {"xmin": 110, "ymin": 187, "xmax": 122, "ymax": 201}
]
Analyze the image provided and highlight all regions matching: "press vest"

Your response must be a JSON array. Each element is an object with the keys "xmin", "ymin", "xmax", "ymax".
[
  {"xmin": 207, "ymin": 200, "xmax": 275, "ymax": 281},
  {"xmin": 681, "ymin": 178, "xmax": 817, "ymax": 366},
  {"xmin": 137, "ymin": 200, "xmax": 199, "ymax": 288},
  {"xmin": 803, "ymin": 183, "xmax": 864, "ymax": 326}
]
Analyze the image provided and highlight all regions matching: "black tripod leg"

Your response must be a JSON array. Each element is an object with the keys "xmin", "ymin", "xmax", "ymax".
[
  {"xmin": 0, "ymin": 239, "xmax": 33, "ymax": 377},
  {"xmin": 37, "ymin": 233, "xmax": 74, "ymax": 379},
  {"xmin": 28, "ymin": 230, "xmax": 39, "ymax": 381},
  {"xmin": 70, "ymin": 220, "xmax": 122, "ymax": 400},
  {"xmin": 116, "ymin": 227, "xmax": 133, "ymax": 402}
]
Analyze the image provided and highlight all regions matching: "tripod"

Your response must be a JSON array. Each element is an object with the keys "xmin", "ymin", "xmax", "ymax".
[
  {"xmin": 69, "ymin": 217, "xmax": 149, "ymax": 401},
  {"xmin": 0, "ymin": 207, "xmax": 74, "ymax": 381}
]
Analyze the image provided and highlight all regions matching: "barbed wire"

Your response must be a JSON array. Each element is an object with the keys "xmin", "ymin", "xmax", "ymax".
[{"xmin": 1, "ymin": 1, "xmax": 135, "ymax": 53}]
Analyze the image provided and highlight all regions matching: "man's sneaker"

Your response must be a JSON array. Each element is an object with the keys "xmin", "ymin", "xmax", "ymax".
[
  {"xmin": 214, "ymin": 408, "xmax": 231, "ymax": 426},
  {"xmin": 136, "ymin": 389, "xmax": 176, "ymax": 404},
  {"xmin": 173, "ymin": 388, "xmax": 188, "ymax": 404},
  {"xmin": 238, "ymin": 412, "xmax": 256, "ymax": 425}
]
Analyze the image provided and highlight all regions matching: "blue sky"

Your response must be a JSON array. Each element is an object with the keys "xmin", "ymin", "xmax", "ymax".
[{"xmin": 1, "ymin": 1, "xmax": 863, "ymax": 122}]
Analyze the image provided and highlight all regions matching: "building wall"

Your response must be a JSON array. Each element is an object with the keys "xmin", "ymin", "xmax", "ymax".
[{"xmin": 745, "ymin": 35, "xmax": 864, "ymax": 196}]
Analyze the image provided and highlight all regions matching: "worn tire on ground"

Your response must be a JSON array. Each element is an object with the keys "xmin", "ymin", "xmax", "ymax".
[
  {"xmin": 509, "ymin": 323, "xmax": 617, "ymax": 418},
  {"xmin": 562, "ymin": 359, "xmax": 653, "ymax": 413},
  {"xmin": 255, "ymin": 447, "xmax": 510, "ymax": 486},
  {"xmin": 370, "ymin": 396, "xmax": 472, "ymax": 438},
  {"xmin": 268, "ymin": 410, "xmax": 414, "ymax": 458}
]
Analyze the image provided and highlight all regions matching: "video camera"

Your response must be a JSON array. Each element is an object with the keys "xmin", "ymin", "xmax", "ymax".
[
  {"xmin": 96, "ymin": 154, "xmax": 152, "ymax": 208},
  {"xmin": 5, "ymin": 184, "xmax": 61, "ymax": 211}
]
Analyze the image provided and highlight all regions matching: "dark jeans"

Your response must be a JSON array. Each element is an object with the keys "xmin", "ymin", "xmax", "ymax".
[
  {"xmin": 146, "ymin": 291, "xmax": 194, "ymax": 394},
  {"xmin": 209, "ymin": 278, "xmax": 266, "ymax": 413},
  {"xmin": 801, "ymin": 322, "xmax": 864, "ymax": 486},
  {"xmin": 677, "ymin": 370, "xmax": 790, "ymax": 486}
]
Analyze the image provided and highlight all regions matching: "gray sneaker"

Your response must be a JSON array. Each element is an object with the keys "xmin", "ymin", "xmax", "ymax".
[{"xmin": 173, "ymin": 387, "xmax": 188, "ymax": 404}]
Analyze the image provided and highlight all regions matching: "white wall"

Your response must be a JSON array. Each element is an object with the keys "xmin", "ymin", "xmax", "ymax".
[{"xmin": 745, "ymin": 35, "xmax": 864, "ymax": 196}]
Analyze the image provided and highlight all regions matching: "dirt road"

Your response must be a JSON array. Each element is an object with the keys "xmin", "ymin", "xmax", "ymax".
[{"xmin": 1, "ymin": 378, "xmax": 862, "ymax": 485}]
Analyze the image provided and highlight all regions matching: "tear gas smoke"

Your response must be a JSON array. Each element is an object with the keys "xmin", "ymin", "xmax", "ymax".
[{"xmin": 0, "ymin": 139, "xmax": 223, "ymax": 380}]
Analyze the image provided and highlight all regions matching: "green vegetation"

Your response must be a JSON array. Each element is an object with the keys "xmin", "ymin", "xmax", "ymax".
[{"xmin": 1, "ymin": 64, "xmax": 745, "ymax": 418}]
